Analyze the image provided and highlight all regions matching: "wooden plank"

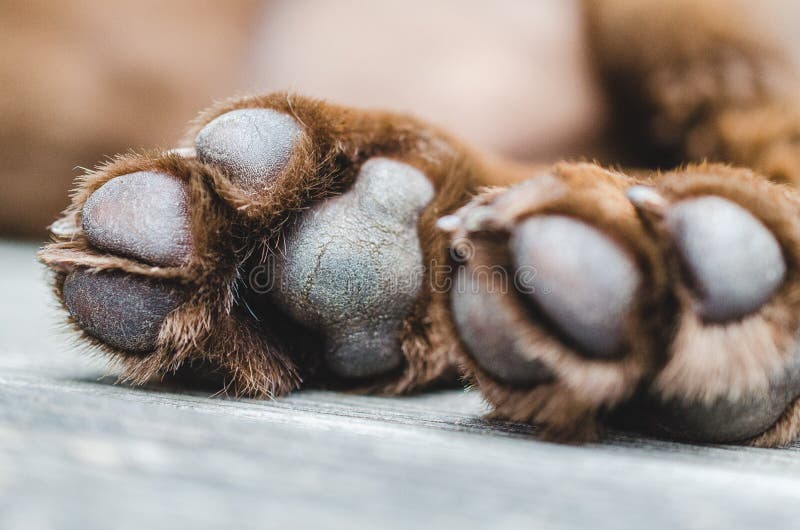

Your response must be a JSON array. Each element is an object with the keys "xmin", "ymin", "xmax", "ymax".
[{"xmin": 2, "ymin": 242, "xmax": 800, "ymax": 530}]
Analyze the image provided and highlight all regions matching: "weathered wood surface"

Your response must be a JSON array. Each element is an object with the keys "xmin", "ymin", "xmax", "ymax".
[{"xmin": 2, "ymin": 241, "xmax": 800, "ymax": 530}]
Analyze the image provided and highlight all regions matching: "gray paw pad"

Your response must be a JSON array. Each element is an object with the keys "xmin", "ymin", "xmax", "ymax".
[
  {"xmin": 63, "ymin": 270, "xmax": 184, "ymax": 353},
  {"xmin": 195, "ymin": 108, "xmax": 301, "ymax": 191},
  {"xmin": 268, "ymin": 158, "xmax": 434, "ymax": 378},
  {"xmin": 510, "ymin": 215, "xmax": 641, "ymax": 358},
  {"xmin": 82, "ymin": 171, "xmax": 192, "ymax": 267},
  {"xmin": 666, "ymin": 196, "xmax": 785, "ymax": 322},
  {"xmin": 451, "ymin": 263, "xmax": 554, "ymax": 385}
]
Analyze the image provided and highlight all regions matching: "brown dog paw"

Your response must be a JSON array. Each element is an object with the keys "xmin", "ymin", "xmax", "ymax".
[
  {"xmin": 439, "ymin": 162, "xmax": 668, "ymax": 442},
  {"xmin": 625, "ymin": 164, "xmax": 800, "ymax": 446},
  {"xmin": 39, "ymin": 93, "xmax": 496, "ymax": 397},
  {"xmin": 443, "ymin": 161, "xmax": 800, "ymax": 446}
]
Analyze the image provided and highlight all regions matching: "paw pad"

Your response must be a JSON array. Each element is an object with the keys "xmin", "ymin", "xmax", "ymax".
[
  {"xmin": 665, "ymin": 195, "xmax": 785, "ymax": 322},
  {"xmin": 195, "ymin": 108, "xmax": 301, "ymax": 191},
  {"xmin": 270, "ymin": 158, "xmax": 434, "ymax": 378},
  {"xmin": 510, "ymin": 215, "xmax": 640, "ymax": 358},
  {"xmin": 63, "ymin": 270, "xmax": 184, "ymax": 353},
  {"xmin": 82, "ymin": 171, "xmax": 192, "ymax": 267}
]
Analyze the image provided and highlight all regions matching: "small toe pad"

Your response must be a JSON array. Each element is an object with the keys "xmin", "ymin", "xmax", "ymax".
[
  {"xmin": 451, "ymin": 264, "xmax": 555, "ymax": 385},
  {"xmin": 510, "ymin": 215, "xmax": 641, "ymax": 358},
  {"xmin": 82, "ymin": 171, "xmax": 192, "ymax": 267},
  {"xmin": 63, "ymin": 270, "xmax": 184, "ymax": 353},
  {"xmin": 666, "ymin": 196, "xmax": 786, "ymax": 322},
  {"xmin": 195, "ymin": 108, "xmax": 301, "ymax": 191}
]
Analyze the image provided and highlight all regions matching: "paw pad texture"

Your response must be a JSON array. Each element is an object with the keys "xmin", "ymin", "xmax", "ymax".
[
  {"xmin": 510, "ymin": 215, "xmax": 640, "ymax": 358},
  {"xmin": 270, "ymin": 158, "xmax": 434, "ymax": 378},
  {"xmin": 666, "ymin": 196, "xmax": 785, "ymax": 322},
  {"xmin": 63, "ymin": 270, "xmax": 184, "ymax": 353},
  {"xmin": 195, "ymin": 108, "xmax": 301, "ymax": 191},
  {"xmin": 82, "ymin": 171, "xmax": 192, "ymax": 267}
]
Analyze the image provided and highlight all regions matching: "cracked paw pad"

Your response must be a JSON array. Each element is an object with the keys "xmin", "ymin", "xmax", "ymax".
[
  {"xmin": 41, "ymin": 93, "xmax": 478, "ymax": 398},
  {"xmin": 269, "ymin": 158, "xmax": 434, "ymax": 378}
]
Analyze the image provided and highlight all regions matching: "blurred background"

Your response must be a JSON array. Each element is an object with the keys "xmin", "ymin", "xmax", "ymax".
[{"xmin": 2, "ymin": 0, "xmax": 800, "ymax": 238}]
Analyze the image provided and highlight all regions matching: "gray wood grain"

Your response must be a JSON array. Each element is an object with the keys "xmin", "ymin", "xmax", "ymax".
[{"xmin": 2, "ymin": 241, "xmax": 800, "ymax": 530}]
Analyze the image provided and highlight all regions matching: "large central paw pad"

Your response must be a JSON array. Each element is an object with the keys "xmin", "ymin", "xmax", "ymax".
[{"xmin": 270, "ymin": 158, "xmax": 434, "ymax": 378}]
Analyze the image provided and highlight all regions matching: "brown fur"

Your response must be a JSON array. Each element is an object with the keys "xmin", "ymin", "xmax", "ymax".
[
  {"xmin": 441, "ymin": 163, "xmax": 669, "ymax": 442},
  {"xmin": 39, "ymin": 93, "xmax": 514, "ymax": 398},
  {"xmin": 40, "ymin": 151, "xmax": 301, "ymax": 397},
  {"xmin": 749, "ymin": 398, "xmax": 800, "ymax": 447},
  {"xmin": 449, "ymin": 161, "xmax": 800, "ymax": 446},
  {"xmin": 584, "ymin": 0, "xmax": 800, "ymax": 181},
  {"xmin": 566, "ymin": 0, "xmax": 800, "ymax": 446}
]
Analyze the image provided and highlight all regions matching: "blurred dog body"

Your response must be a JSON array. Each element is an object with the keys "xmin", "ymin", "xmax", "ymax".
[{"xmin": 2, "ymin": 0, "xmax": 798, "ymax": 237}]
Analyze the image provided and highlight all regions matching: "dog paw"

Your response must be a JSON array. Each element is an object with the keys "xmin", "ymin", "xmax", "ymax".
[
  {"xmin": 440, "ymin": 162, "xmax": 668, "ymax": 441},
  {"xmin": 626, "ymin": 164, "xmax": 800, "ymax": 445},
  {"xmin": 39, "ymin": 93, "xmax": 486, "ymax": 396},
  {"xmin": 444, "ymin": 161, "xmax": 800, "ymax": 446}
]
